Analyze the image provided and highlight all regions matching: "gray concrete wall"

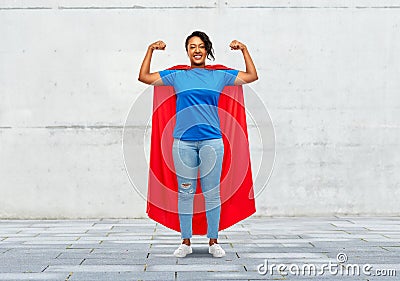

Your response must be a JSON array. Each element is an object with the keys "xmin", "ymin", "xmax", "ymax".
[{"xmin": 1, "ymin": 0, "xmax": 399, "ymax": 218}]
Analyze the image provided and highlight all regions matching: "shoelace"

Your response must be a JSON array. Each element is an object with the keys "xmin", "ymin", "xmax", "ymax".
[
  {"xmin": 212, "ymin": 244, "xmax": 224, "ymax": 254},
  {"xmin": 176, "ymin": 244, "xmax": 188, "ymax": 254}
]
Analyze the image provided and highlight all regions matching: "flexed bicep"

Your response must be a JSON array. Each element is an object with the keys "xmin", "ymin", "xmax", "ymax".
[
  {"xmin": 141, "ymin": 72, "xmax": 164, "ymax": 86},
  {"xmin": 235, "ymin": 71, "xmax": 255, "ymax": 85}
]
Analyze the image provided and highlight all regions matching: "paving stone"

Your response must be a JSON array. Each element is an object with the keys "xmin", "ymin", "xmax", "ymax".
[
  {"xmin": 143, "ymin": 258, "xmax": 179, "ymax": 265},
  {"xmin": 22, "ymin": 240, "xmax": 80, "ymax": 245},
  {"xmin": 240, "ymin": 252, "xmax": 327, "ymax": 259},
  {"xmin": 45, "ymin": 264, "xmax": 145, "ymax": 272},
  {"xmin": 70, "ymin": 271, "xmax": 175, "ymax": 281},
  {"xmin": 78, "ymin": 236, "xmax": 152, "ymax": 241},
  {"xmin": 177, "ymin": 271, "xmax": 266, "ymax": 280},
  {"xmin": 176, "ymin": 249, "xmax": 240, "ymax": 263},
  {"xmin": 84, "ymin": 252, "xmax": 146, "ymax": 259},
  {"xmin": 47, "ymin": 258, "xmax": 84, "ymax": 265},
  {"xmin": 82, "ymin": 258, "xmax": 145, "ymax": 265},
  {"xmin": 91, "ymin": 247, "xmax": 149, "ymax": 254},
  {"xmin": 0, "ymin": 272, "xmax": 69, "ymax": 280},
  {"xmin": 382, "ymin": 246, "xmax": 400, "ymax": 252},
  {"xmin": 2, "ymin": 250, "xmax": 61, "ymax": 258},
  {"xmin": 0, "ymin": 264, "xmax": 47, "ymax": 273},
  {"xmin": 145, "ymin": 264, "xmax": 245, "ymax": 272}
]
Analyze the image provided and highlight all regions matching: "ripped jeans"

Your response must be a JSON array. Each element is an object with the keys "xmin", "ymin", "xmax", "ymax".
[{"xmin": 172, "ymin": 138, "xmax": 224, "ymax": 239}]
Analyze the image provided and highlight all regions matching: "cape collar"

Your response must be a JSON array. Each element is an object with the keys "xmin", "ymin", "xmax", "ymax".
[{"xmin": 167, "ymin": 64, "xmax": 232, "ymax": 70}]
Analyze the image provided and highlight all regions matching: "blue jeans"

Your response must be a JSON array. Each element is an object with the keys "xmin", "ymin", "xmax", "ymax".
[{"xmin": 172, "ymin": 138, "xmax": 224, "ymax": 239}]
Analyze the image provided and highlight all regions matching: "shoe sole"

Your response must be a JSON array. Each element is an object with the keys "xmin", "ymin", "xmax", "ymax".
[
  {"xmin": 212, "ymin": 253, "xmax": 225, "ymax": 258},
  {"xmin": 209, "ymin": 248, "xmax": 225, "ymax": 258}
]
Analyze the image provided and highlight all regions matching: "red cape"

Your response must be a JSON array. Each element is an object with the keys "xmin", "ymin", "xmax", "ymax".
[{"xmin": 146, "ymin": 64, "xmax": 256, "ymax": 235}]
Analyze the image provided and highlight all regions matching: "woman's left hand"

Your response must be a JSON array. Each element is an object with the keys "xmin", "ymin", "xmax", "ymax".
[
  {"xmin": 230, "ymin": 40, "xmax": 258, "ymax": 85},
  {"xmin": 229, "ymin": 40, "xmax": 246, "ymax": 51}
]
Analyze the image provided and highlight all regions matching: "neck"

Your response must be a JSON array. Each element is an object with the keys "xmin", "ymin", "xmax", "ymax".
[{"xmin": 190, "ymin": 63, "xmax": 205, "ymax": 69}]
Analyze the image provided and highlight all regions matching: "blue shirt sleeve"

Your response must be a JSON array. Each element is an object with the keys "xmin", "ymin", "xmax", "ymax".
[
  {"xmin": 220, "ymin": 69, "xmax": 239, "ymax": 86},
  {"xmin": 159, "ymin": 69, "xmax": 179, "ymax": 86}
]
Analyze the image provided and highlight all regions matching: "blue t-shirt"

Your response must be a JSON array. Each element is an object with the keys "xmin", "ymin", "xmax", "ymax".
[{"xmin": 159, "ymin": 68, "xmax": 239, "ymax": 140}]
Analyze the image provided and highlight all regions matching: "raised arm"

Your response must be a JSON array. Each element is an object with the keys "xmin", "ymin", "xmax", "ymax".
[
  {"xmin": 138, "ymin": 40, "xmax": 166, "ymax": 85},
  {"xmin": 229, "ymin": 40, "xmax": 258, "ymax": 85}
]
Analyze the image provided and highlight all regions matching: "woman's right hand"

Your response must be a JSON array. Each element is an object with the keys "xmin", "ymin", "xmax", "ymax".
[
  {"xmin": 149, "ymin": 40, "xmax": 166, "ymax": 51},
  {"xmin": 139, "ymin": 41, "xmax": 165, "ymax": 85}
]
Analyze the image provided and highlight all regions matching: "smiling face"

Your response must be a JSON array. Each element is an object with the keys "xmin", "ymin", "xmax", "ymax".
[{"xmin": 187, "ymin": 36, "xmax": 207, "ymax": 68}]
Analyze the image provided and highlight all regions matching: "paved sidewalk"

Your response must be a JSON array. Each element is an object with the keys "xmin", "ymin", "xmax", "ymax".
[{"xmin": 0, "ymin": 216, "xmax": 399, "ymax": 281}]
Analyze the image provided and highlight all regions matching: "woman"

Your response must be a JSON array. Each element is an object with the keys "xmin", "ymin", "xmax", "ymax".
[{"xmin": 138, "ymin": 31, "xmax": 258, "ymax": 258}]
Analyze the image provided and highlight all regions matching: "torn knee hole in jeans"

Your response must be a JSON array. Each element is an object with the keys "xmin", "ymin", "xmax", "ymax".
[{"xmin": 180, "ymin": 182, "xmax": 194, "ymax": 193}]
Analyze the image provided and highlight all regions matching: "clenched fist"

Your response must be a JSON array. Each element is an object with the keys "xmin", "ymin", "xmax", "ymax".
[
  {"xmin": 229, "ymin": 40, "xmax": 246, "ymax": 51},
  {"xmin": 149, "ymin": 40, "xmax": 166, "ymax": 51}
]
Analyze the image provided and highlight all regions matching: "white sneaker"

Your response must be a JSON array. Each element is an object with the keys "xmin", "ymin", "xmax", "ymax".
[
  {"xmin": 173, "ymin": 244, "xmax": 192, "ymax": 257},
  {"xmin": 209, "ymin": 243, "xmax": 226, "ymax": 258}
]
